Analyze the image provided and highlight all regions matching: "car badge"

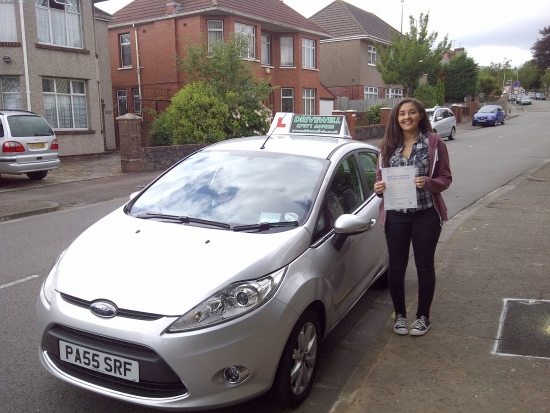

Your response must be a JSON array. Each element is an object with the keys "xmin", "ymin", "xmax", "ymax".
[{"xmin": 90, "ymin": 300, "xmax": 118, "ymax": 318}]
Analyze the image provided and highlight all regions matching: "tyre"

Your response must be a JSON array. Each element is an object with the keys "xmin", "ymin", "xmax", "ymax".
[
  {"xmin": 472, "ymin": 122, "xmax": 477, "ymax": 126},
  {"xmin": 26, "ymin": 170, "xmax": 48, "ymax": 180},
  {"xmin": 501, "ymin": 119, "xmax": 505, "ymax": 124},
  {"xmin": 448, "ymin": 126, "xmax": 456, "ymax": 140},
  {"xmin": 271, "ymin": 309, "xmax": 321, "ymax": 408}
]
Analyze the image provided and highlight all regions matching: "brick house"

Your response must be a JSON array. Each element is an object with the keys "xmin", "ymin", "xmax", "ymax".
[
  {"xmin": 107, "ymin": 0, "xmax": 337, "ymax": 135},
  {"xmin": 0, "ymin": 0, "xmax": 116, "ymax": 156},
  {"xmin": 309, "ymin": 0, "xmax": 404, "ymax": 101}
]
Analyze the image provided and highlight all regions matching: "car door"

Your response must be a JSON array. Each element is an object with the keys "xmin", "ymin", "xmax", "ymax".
[{"xmin": 309, "ymin": 150, "xmax": 386, "ymax": 328}]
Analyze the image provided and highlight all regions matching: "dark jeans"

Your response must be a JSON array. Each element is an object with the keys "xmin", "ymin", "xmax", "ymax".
[{"xmin": 384, "ymin": 207, "xmax": 441, "ymax": 320}]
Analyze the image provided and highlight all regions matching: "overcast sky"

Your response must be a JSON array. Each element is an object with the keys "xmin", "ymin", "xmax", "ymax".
[{"xmin": 96, "ymin": 0, "xmax": 550, "ymax": 68}]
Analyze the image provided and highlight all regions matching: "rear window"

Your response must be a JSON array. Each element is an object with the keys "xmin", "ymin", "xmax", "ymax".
[{"xmin": 7, "ymin": 115, "xmax": 54, "ymax": 138}]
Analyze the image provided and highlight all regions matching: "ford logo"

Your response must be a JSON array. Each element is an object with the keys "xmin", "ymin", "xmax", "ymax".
[{"xmin": 90, "ymin": 301, "xmax": 118, "ymax": 318}]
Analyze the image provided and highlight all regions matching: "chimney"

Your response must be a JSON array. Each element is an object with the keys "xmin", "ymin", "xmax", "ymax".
[{"xmin": 166, "ymin": 2, "xmax": 181, "ymax": 14}]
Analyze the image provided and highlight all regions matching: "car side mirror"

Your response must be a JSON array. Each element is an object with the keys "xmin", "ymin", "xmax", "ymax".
[
  {"xmin": 332, "ymin": 214, "xmax": 376, "ymax": 251},
  {"xmin": 435, "ymin": 116, "xmax": 443, "ymax": 121}
]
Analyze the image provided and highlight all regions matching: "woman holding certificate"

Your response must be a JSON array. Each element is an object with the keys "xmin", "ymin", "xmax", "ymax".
[{"xmin": 374, "ymin": 98, "xmax": 452, "ymax": 336}]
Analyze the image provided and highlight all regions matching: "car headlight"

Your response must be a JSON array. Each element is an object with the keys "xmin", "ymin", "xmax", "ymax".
[
  {"xmin": 42, "ymin": 250, "xmax": 65, "ymax": 305},
  {"xmin": 166, "ymin": 268, "xmax": 286, "ymax": 333}
]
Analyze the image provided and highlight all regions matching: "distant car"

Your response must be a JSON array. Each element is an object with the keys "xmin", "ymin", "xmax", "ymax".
[
  {"xmin": 0, "ymin": 109, "xmax": 60, "ymax": 180},
  {"xmin": 535, "ymin": 93, "xmax": 546, "ymax": 100},
  {"xmin": 472, "ymin": 105, "xmax": 506, "ymax": 126},
  {"xmin": 509, "ymin": 94, "xmax": 517, "ymax": 103},
  {"xmin": 520, "ymin": 95, "xmax": 532, "ymax": 105},
  {"xmin": 527, "ymin": 92, "xmax": 536, "ymax": 99},
  {"xmin": 426, "ymin": 106, "xmax": 456, "ymax": 140}
]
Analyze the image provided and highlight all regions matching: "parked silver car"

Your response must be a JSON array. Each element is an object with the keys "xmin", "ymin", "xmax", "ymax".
[
  {"xmin": 37, "ymin": 113, "xmax": 389, "ymax": 411},
  {"xmin": 0, "ymin": 109, "xmax": 60, "ymax": 180},
  {"xmin": 426, "ymin": 106, "xmax": 456, "ymax": 140}
]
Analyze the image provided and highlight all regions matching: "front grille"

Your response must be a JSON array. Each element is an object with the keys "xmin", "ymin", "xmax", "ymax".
[
  {"xmin": 43, "ymin": 325, "xmax": 188, "ymax": 399},
  {"xmin": 61, "ymin": 293, "xmax": 164, "ymax": 321}
]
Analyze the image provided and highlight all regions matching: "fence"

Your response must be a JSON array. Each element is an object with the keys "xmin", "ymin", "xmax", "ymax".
[{"xmin": 337, "ymin": 97, "xmax": 403, "ymax": 113}]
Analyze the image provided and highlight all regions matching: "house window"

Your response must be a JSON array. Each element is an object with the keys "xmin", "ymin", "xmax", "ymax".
[
  {"xmin": 281, "ymin": 88, "xmax": 294, "ymax": 112},
  {"xmin": 132, "ymin": 88, "xmax": 141, "ymax": 115},
  {"xmin": 119, "ymin": 33, "xmax": 131, "ymax": 67},
  {"xmin": 1, "ymin": 77, "xmax": 22, "ymax": 110},
  {"xmin": 35, "ymin": 0, "xmax": 82, "ymax": 48},
  {"xmin": 261, "ymin": 34, "xmax": 271, "ymax": 66},
  {"xmin": 0, "ymin": 0, "xmax": 17, "ymax": 42},
  {"xmin": 364, "ymin": 87, "xmax": 378, "ymax": 100},
  {"xmin": 207, "ymin": 20, "xmax": 223, "ymax": 52},
  {"xmin": 280, "ymin": 36, "xmax": 293, "ymax": 67},
  {"xmin": 42, "ymin": 78, "xmax": 87, "ymax": 129},
  {"xmin": 302, "ymin": 38, "xmax": 315, "ymax": 69},
  {"xmin": 116, "ymin": 90, "xmax": 127, "ymax": 116},
  {"xmin": 368, "ymin": 45, "xmax": 376, "ymax": 65},
  {"xmin": 235, "ymin": 22, "xmax": 255, "ymax": 59},
  {"xmin": 385, "ymin": 88, "xmax": 403, "ymax": 98},
  {"xmin": 303, "ymin": 88, "xmax": 315, "ymax": 115}
]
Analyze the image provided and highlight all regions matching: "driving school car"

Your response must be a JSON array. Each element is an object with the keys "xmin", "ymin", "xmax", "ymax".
[{"xmin": 37, "ymin": 113, "xmax": 389, "ymax": 410}]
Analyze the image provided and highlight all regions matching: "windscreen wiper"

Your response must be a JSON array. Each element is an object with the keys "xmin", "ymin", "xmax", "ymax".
[
  {"xmin": 135, "ymin": 212, "xmax": 230, "ymax": 229},
  {"xmin": 232, "ymin": 221, "xmax": 298, "ymax": 232}
]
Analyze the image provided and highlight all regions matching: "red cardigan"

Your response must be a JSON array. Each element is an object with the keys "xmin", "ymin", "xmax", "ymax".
[{"xmin": 375, "ymin": 132, "xmax": 452, "ymax": 226}]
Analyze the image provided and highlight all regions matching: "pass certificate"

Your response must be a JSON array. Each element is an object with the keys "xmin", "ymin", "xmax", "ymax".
[{"xmin": 381, "ymin": 166, "xmax": 417, "ymax": 210}]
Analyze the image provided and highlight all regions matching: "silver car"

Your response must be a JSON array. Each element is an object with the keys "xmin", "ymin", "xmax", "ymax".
[
  {"xmin": 426, "ymin": 106, "xmax": 456, "ymax": 140},
  {"xmin": 0, "ymin": 109, "xmax": 60, "ymax": 180},
  {"xmin": 37, "ymin": 113, "xmax": 389, "ymax": 410}
]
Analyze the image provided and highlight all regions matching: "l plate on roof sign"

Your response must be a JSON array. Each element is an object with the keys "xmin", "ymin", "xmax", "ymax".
[{"xmin": 268, "ymin": 113, "xmax": 351, "ymax": 138}]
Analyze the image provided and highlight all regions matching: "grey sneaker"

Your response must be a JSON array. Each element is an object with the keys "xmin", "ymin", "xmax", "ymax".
[
  {"xmin": 393, "ymin": 314, "xmax": 408, "ymax": 335},
  {"xmin": 410, "ymin": 316, "xmax": 431, "ymax": 336}
]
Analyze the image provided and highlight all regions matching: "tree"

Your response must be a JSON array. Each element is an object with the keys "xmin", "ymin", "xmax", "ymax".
[
  {"xmin": 477, "ymin": 72, "xmax": 500, "ymax": 97},
  {"xmin": 518, "ymin": 61, "xmax": 542, "ymax": 90},
  {"xmin": 435, "ymin": 78, "xmax": 445, "ymax": 105},
  {"xmin": 531, "ymin": 27, "xmax": 550, "ymax": 70},
  {"xmin": 443, "ymin": 52, "xmax": 478, "ymax": 101},
  {"xmin": 413, "ymin": 83, "xmax": 437, "ymax": 108},
  {"xmin": 376, "ymin": 13, "xmax": 451, "ymax": 96}
]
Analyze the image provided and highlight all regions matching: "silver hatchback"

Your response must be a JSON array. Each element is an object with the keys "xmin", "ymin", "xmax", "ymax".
[
  {"xmin": 37, "ymin": 113, "xmax": 389, "ymax": 410},
  {"xmin": 426, "ymin": 106, "xmax": 456, "ymax": 140},
  {"xmin": 0, "ymin": 109, "xmax": 60, "ymax": 180}
]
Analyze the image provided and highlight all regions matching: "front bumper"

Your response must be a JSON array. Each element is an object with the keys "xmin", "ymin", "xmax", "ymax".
[{"xmin": 37, "ymin": 286, "xmax": 298, "ymax": 410}]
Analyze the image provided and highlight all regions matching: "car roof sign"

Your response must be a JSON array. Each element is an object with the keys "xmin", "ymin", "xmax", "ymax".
[{"xmin": 267, "ymin": 112, "xmax": 351, "ymax": 138}]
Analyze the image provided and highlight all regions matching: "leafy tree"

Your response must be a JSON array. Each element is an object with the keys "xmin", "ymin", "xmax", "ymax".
[
  {"xmin": 376, "ymin": 13, "xmax": 451, "ymax": 96},
  {"xmin": 365, "ymin": 103, "xmax": 386, "ymax": 124},
  {"xmin": 477, "ymin": 72, "xmax": 499, "ymax": 97},
  {"xmin": 435, "ymin": 78, "xmax": 445, "ymax": 105},
  {"xmin": 531, "ymin": 27, "xmax": 550, "ymax": 70},
  {"xmin": 413, "ymin": 83, "xmax": 437, "ymax": 108},
  {"xmin": 150, "ymin": 111, "xmax": 173, "ymax": 146},
  {"xmin": 518, "ymin": 61, "xmax": 542, "ymax": 91},
  {"xmin": 443, "ymin": 53, "xmax": 478, "ymax": 101}
]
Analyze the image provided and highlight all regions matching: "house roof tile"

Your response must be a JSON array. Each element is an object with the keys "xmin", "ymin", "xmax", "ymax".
[
  {"xmin": 111, "ymin": 0, "xmax": 330, "ymax": 37},
  {"xmin": 309, "ymin": 0, "xmax": 397, "ymax": 43}
]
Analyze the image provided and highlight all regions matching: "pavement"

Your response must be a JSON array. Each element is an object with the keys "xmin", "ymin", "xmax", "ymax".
[{"xmin": 2, "ymin": 109, "xmax": 550, "ymax": 412}]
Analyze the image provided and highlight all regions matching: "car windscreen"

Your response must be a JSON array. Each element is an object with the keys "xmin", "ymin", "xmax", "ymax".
[
  {"xmin": 426, "ymin": 111, "xmax": 434, "ymax": 121},
  {"xmin": 478, "ymin": 107, "xmax": 497, "ymax": 113},
  {"xmin": 129, "ymin": 150, "xmax": 328, "ymax": 227},
  {"xmin": 7, "ymin": 115, "xmax": 54, "ymax": 137}
]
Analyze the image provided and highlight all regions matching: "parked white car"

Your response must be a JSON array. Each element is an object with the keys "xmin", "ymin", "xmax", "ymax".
[{"xmin": 426, "ymin": 106, "xmax": 456, "ymax": 140}]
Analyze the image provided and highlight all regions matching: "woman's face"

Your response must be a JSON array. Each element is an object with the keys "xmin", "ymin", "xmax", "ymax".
[{"xmin": 397, "ymin": 102, "xmax": 423, "ymax": 134}]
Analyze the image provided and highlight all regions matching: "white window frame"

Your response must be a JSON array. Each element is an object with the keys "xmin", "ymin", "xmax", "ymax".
[
  {"xmin": 1, "ymin": 77, "xmax": 22, "ymax": 110},
  {"xmin": 281, "ymin": 88, "xmax": 294, "ymax": 113},
  {"xmin": 0, "ymin": 0, "xmax": 17, "ymax": 42},
  {"xmin": 42, "ymin": 78, "xmax": 88, "ymax": 129},
  {"xmin": 302, "ymin": 38, "xmax": 315, "ymax": 69},
  {"xmin": 364, "ymin": 86, "xmax": 378, "ymax": 100},
  {"xmin": 261, "ymin": 33, "xmax": 271, "ymax": 66},
  {"xmin": 35, "ymin": 0, "xmax": 82, "ymax": 49},
  {"xmin": 235, "ymin": 22, "xmax": 255, "ymax": 59},
  {"xmin": 280, "ymin": 36, "xmax": 294, "ymax": 67},
  {"xmin": 303, "ymin": 88, "xmax": 315, "ymax": 115},
  {"xmin": 385, "ymin": 88, "xmax": 403, "ymax": 99},
  {"xmin": 368, "ymin": 45, "xmax": 376, "ymax": 66},
  {"xmin": 132, "ymin": 88, "xmax": 141, "ymax": 115},
  {"xmin": 207, "ymin": 20, "xmax": 223, "ymax": 52},
  {"xmin": 119, "ymin": 33, "xmax": 131, "ymax": 67},
  {"xmin": 116, "ymin": 89, "xmax": 127, "ymax": 116}
]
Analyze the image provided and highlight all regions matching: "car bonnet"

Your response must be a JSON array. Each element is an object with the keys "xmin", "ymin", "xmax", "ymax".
[{"xmin": 53, "ymin": 208, "xmax": 311, "ymax": 316}]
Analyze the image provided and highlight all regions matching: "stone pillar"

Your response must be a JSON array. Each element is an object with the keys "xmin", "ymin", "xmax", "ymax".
[
  {"xmin": 117, "ymin": 113, "xmax": 143, "ymax": 173},
  {"xmin": 345, "ymin": 110, "xmax": 357, "ymax": 139},
  {"xmin": 380, "ymin": 107, "xmax": 392, "ymax": 126}
]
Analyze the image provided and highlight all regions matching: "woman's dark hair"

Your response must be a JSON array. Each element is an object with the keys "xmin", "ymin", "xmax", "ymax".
[{"xmin": 380, "ymin": 98, "xmax": 433, "ymax": 167}]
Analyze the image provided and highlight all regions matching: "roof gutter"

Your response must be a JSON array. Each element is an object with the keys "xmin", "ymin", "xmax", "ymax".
[{"xmin": 320, "ymin": 34, "xmax": 390, "ymax": 45}]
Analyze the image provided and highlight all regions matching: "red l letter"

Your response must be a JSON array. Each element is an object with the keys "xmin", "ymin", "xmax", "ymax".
[{"xmin": 277, "ymin": 117, "xmax": 286, "ymax": 128}]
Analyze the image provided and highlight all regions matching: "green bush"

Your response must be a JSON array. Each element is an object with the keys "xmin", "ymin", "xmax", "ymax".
[
  {"xmin": 435, "ymin": 79, "xmax": 445, "ymax": 106},
  {"xmin": 150, "ymin": 111, "xmax": 173, "ymax": 146},
  {"xmin": 166, "ymin": 82, "xmax": 229, "ymax": 145},
  {"xmin": 366, "ymin": 103, "xmax": 387, "ymax": 125},
  {"xmin": 413, "ymin": 84, "xmax": 438, "ymax": 108}
]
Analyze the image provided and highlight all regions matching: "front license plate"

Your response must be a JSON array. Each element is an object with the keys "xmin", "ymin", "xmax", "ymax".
[
  {"xmin": 27, "ymin": 142, "xmax": 46, "ymax": 149},
  {"xmin": 479, "ymin": 119, "xmax": 485, "ymax": 122},
  {"xmin": 59, "ymin": 340, "xmax": 140, "ymax": 382}
]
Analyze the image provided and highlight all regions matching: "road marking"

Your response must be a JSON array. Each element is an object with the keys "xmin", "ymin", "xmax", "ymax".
[{"xmin": 0, "ymin": 274, "xmax": 40, "ymax": 290}]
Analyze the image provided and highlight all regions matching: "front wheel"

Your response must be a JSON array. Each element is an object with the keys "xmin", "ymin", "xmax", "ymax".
[
  {"xmin": 448, "ymin": 126, "xmax": 456, "ymax": 140},
  {"xmin": 26, "ymin": 170, "xmax": 48, "ymax": 180},
  {"xmin": 271, "ymin": 309, "xmax": 321, "ymax": 408}
]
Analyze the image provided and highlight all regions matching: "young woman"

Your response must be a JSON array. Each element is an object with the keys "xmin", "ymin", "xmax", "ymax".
[{"xmin": 374, "ymin": 98, "xmax": 452, "ymax": 336}]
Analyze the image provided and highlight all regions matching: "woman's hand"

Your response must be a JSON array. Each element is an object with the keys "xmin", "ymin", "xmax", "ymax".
[
  {"xmin": 374, "ymin": 181, "xmax": 386, "ymax": 195},
  {"xmin": 414, "ymin": 176, "xmax": 425, "ymax": 188}
]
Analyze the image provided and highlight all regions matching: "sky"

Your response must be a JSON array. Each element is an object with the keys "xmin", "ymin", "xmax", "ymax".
[{"xmin": 96, "ymin": 0, "xmax": 550, "ymax": 68}]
